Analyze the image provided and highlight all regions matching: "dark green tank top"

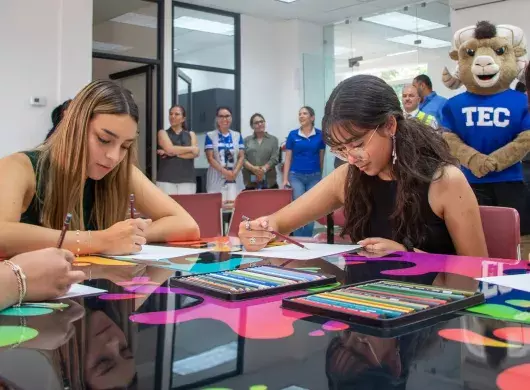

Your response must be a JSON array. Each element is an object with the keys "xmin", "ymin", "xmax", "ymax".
[{"xmin": 20, "ymin": 150, "xmax": 97, "ymax": 230}]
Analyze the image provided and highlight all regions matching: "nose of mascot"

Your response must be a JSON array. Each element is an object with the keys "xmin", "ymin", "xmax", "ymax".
[{"xmin": 474, "ymin": 55, "xmax": 495, "ymax": 68}]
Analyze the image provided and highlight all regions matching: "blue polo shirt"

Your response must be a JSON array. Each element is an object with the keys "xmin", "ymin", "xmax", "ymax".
[
  {"xmin": 286, "ymin": 128, "xmax": 326, "ymax": 174},
  {"xmin": 442, "ymin": 89, "xmax": 530, "ymax": 184},
  {"xmin": 419, "ymin": 91, "xmax": 447, "ymax": 124}
]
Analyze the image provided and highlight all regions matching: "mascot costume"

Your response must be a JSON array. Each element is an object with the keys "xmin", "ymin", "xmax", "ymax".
[{"xmin": 441, "ymin": 20, "xmax": 530, "ymax": 259}]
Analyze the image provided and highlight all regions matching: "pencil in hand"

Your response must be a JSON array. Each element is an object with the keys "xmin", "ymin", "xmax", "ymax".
[
  {"xmin": 57, "ymin": 213, "xmax": 72, "ymax": 249},
  {"xmin": 241, "ymin": 215, "xmax": 310, "ymax": 250},
  {"xmin": 130, "ymin": 193, "xmax": 135, "ymax": 219}
]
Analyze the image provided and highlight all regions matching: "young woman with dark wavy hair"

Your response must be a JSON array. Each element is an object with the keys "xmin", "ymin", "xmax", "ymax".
[{"xmin": 238, "ymin": 74, "xmax": 488, "ymax": 257}]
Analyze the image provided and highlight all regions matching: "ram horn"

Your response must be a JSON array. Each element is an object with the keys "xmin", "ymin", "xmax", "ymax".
[{"xmin": 442, "ymin": 65, "xmax": 462, "ymax": 90}]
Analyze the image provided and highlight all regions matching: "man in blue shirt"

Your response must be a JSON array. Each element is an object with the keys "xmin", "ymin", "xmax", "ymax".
[{"xmin": 413, "ymin": 74, "xmax": 447, "ymax": 124}]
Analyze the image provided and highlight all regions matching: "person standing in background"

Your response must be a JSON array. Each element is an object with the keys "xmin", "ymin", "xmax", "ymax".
[
  {"xmin": 205, "ymin": 107, "xmax": 245, "ymax": 199},
  {"xmin": 156, "ymin": 105, "xmax": 198, "ymax": 195},
  {"xmin": 45, "ymin": 99, "xmax": 72, "ymax": 141},
  {"xmin": 413, "ymin": 74, "xmax": 447, "ymax": 124},
  {"xmin": 243, "ymin": 113, "xmax": 279, "ymax": 190},
  {"xmin": 402, "ymin": 85, "xmax": 438, "ymax": 128},
  {"xmin": 283, "ymin": 106, "xmax": 326, "ymax": 237}
]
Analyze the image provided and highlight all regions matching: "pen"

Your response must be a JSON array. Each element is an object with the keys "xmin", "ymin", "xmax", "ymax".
[
  {"xmin": 57, "ymin": 213, "xmax": 72, "ymax": 249},
  {"xmin": 241, "ymin": 215, "xmax": 309, "ymax": 250},
  {"xmin": 130, "ymin": 193, "xmax": 135, "ymax": 219}
]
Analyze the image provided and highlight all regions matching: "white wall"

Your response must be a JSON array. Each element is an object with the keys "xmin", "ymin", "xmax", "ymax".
[
  {"xmin": 451, "ymin": 0, "xmax": 530, "ymax": 36},
  {"xmin": 241, "ymin": 16, "xmax": 324, "ymax": 142},
  {"xmin": 0, "ymin": 0, "xmax": 92, "ymax": 157}
]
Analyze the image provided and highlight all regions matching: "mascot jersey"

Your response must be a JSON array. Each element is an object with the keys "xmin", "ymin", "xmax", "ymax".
[{"xmin": 442, "ymin": 89, "xmax": 530, "ymax": 184}]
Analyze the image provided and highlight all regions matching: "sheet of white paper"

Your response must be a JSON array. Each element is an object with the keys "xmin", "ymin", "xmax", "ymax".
[
  {"xmin": 53, "ymin": 284, "xmax": 107, "ymax": 300},
  {"xmin": 106, "ymin": 245, "xmax": 211, "ymax": 261},
  {"xmin": 477, "ymin": 274, "xmax": 530, "ymax": 293},
  {"xmin": 238, "ymin": 243, "xmax": 361, "ymax": 260}
]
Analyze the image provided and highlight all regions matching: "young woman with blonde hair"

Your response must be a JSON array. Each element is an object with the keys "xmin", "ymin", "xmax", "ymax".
[{"xmin": 0, "ymin": 80, "xmax": 199, "ymax": 257}]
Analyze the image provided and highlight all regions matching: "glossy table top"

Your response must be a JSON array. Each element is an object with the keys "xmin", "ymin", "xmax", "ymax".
[{"xmin": 1, "ymin": 247, "xmax": 530, "ymax": 390}]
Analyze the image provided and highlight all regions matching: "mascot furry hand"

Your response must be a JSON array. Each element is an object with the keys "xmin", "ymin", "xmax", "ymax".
[{"xmin": 441, "ymin": 21, "xmax": 530, "ymax": 180}]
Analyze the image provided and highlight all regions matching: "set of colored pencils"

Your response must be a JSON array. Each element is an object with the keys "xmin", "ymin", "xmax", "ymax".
[
  {"xmin": 184, "ymin": 266, "xmax": 326, "ymax": 293},
  {"xmin": 290, "ymin": 280, "xmax": 475, "ymax": 320}
]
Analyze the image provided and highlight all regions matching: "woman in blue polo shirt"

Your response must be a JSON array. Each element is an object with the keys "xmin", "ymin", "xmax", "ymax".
[{"xmin": 283, "ymin": 106, "xmax": 326, "ymax": 236}]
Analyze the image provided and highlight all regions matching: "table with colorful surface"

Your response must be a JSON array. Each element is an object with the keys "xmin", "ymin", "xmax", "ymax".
[{"xmin": 1, "ymin": 245, "xmax": 530, "ymax": 390}]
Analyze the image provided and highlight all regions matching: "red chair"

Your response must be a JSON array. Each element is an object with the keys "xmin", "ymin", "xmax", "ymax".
[
  {"xmin": 480, "ymin": 206, "xmax": 520, "ymax": 260},
  {"xmin": 171, "ymin": 193, "xmax": 223, "ymax": 238},
  {"xmin": 227, "ymin": 189, "xmax": 292, "ymax": 236}
]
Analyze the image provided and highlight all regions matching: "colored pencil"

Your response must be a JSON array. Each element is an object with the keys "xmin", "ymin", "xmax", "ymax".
[
  {"xmin": 302, "ymin": 295, "xmax": 403, "ymax": 318},
  {"xmin": 349, "ymin": 286, "xmax": 446, "ymax": 305},
  {"xmin": 218, "ymin": 271, "xmax": 275, "ymax": 288},
  {"xmin": 130, "ymin": 193, "xmax": 135, "ymax": 219},
  {"xmin": 57, "ymin": 213, "xmax": 72, "ymax": 249},
  {"xmin": 259, "ymin": 266, "xmax": 323, "ymax": 281},
  {"xmin": 319, "ymin": 292, "xmax": 413, "ymax": 314},
  {"xmin": 330, "ymin": 290, "xmax": 429, "ymax": 310},
  {"xmin": 241, "ymin": 215, "xmax": 309, "ymax": 250},
  {"xmin": 295, "ymin": 296, "xmax": 382, "ymax": 319},
  {"xmin": 233, "ymin": 269, "xmax": 293, "ymax": 285},
  {"xmin": 372, "ymin": 282, "xmax": 466, "ymax": 301},
  {"xmin": 359, "ymin": 284, "xmax": 456, "ymax": 302},
  {"xmin": 200, "ymin": 274, "xmax": 253, "ymax": 292},
  {"xmin": 381, "ymin": 280, "xmax": 475, "ymax": 297},
  {"xmin": 249, "ymin": 267, "xmax": 314, "ymax": 283},
  {"xmin": 187, "ymin": 276, "xmax": 237, "ymax": 293}
]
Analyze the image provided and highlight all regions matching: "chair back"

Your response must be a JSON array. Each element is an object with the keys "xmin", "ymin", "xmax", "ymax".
[
  {"xmin": 171, "ymin": 193, "xmax": 223, "ymax": 238},
  {"xmin": 227, "ymin": 189, "xmax": 292, "ymax": 236},
  {"xmin": 480, "ymin": 206, "xmax": 520, "ymax": 259}
]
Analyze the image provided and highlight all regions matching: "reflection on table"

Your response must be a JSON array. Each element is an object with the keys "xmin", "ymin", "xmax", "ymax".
[{"xmin": 0, "ymin": 248, "xmax": 529, "ymax": 390}]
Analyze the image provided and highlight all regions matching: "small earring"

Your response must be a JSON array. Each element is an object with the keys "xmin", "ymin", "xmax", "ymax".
[{"xmin": 392, "ymin": 135, "xmax": 397, "ymax": 165}]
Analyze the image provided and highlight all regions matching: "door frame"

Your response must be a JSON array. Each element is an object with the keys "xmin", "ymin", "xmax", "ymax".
[
  {"xmin": 174, "ymin": 68, "xmax": 192, "ymax": 130},
  {"xmin": 109, "ymin": 65, "xmax": 154, "ymax": 177}
]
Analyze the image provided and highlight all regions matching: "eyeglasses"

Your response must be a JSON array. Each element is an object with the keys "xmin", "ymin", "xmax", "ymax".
[
  {"xmin": 218, "ymin": 114, "xmax": 232, "ymax": 119},
  {"xmin": 330, "ymin": 127, "xmax": 378, "ymax": 163},
  {"xmin": 253, "ymin": 120, "xmax": 265, "ymax": 126}
]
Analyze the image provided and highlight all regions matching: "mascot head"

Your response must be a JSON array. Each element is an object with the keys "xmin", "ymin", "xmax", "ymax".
[{"xmin": 442, "ymin": 21, "xmax": 527, "ymax": 95}]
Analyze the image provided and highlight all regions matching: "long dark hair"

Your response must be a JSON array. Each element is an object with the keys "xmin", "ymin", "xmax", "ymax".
[
  {"xmin": 169, "ymin": 104, "xmax": 187, "ymax": 131},
  {"xmin": 322, "ymin": 75, "xmax": 456, "ymax": 246}
]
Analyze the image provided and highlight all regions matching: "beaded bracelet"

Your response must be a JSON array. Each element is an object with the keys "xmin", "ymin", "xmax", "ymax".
[
  {"xmin": 75, "ymin": 230, "xmax": 93, "ymax": 256},
  {"xmin": 4, "ymin": 260, "xmax": 27, "ymax": 307}
]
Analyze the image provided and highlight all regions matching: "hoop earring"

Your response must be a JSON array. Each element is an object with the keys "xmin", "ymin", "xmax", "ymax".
[{"xmin": 392, "ymin": 135, "xmax": 397, "ymax": 165}]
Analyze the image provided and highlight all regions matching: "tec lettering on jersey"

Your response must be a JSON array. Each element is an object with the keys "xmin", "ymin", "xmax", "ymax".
[{"xmin": 461, "ymin": 107, "xmax": 510, "ymax": 128}]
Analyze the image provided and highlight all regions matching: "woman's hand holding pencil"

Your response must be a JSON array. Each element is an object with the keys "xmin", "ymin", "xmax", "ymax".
[
  {"xmin": 238, "ymin": 216, "xmax": 277, "ymax": 252},
  {"xmin": 92, "ymin": 218, "xmax": 152, "ymax": 255}
]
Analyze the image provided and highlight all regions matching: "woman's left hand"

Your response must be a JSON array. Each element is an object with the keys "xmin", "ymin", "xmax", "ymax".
[{"xmin": 357, "ymin": 237, "xmax": 406, "ymax": 257}]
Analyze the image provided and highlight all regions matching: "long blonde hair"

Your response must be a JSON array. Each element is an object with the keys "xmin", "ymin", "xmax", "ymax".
[{"xmin": 36, "ymin": 80, "xmax": 139, "ymax": 231}]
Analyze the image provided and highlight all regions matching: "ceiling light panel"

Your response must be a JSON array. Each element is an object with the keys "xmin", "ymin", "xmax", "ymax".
[
  {"xmin": 110, "ymin": 12, "xmax": 157, "ymax": 29},
  {"xmin": 174, "ymin": 16, "xmax": 234, "ymax": 36},
  {"xmin": 386, "ymin": 34, "xmax": 451, "ymax": 49},
  {"xmin": 363, "ymin": 12, "xmax": 446, "ymax": 33},
  {"xmin": 93, "ymin": 41, "xmax": 133, "ymax": 52}
]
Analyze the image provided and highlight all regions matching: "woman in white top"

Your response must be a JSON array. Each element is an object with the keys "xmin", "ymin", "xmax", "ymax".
[{"xmin": 204, "ymin": 107, "xmax": 245, "ymax": 197}]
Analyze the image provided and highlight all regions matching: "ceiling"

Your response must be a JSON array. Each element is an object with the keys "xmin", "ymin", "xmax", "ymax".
[
  {"xmin": 176, "ymin": 0, "xmax": 451, "ymax": 24},
  {"xmin": 92, "ymin": 0, "xmax": 155, "ymax": 25},
  {"xmin": 334, "ymin": 1, "xmax": 451, "ymax": 60}
]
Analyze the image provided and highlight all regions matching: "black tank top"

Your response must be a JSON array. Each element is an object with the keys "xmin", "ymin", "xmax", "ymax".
[
  {"xmin": 157, "ymin": 129, "xmax": 196, "ymax": 184},
  {"xmin": 20, "ymin": 150, "xmax": 97, "ymax": 230},
  {"xmin": 367, "ymin": 176, "xmax": 456, "ymax": 255}
]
